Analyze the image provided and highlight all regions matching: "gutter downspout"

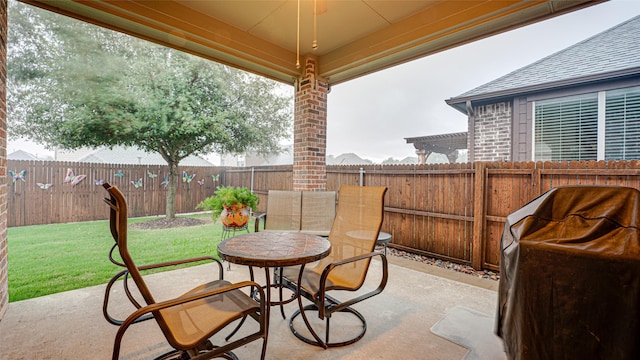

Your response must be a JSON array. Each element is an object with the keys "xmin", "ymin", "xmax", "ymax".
[{"xmin": 466, "ymin": 100, "xmax": 475, "ymax": 162}]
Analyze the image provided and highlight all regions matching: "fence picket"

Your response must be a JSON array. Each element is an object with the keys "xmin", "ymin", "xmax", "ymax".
[
  {"xmin": 12, "ymin": 160, "xmax": 640, "ymax": 271},
  {"xmin": 7, "ymin": 160, "xmax": 223, "ymax": 227}
]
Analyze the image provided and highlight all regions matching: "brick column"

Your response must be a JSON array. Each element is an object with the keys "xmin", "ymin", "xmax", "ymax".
[
  {"xmin": 293, "ymin": 56, "xmax": 328, "ymax": 191},
  {"xmin": 0, "ymin": 0, "xmax": 8, "ymax": 320}
]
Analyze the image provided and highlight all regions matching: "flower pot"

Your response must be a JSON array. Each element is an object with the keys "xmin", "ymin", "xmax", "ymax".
[{"xmin": 220, "ymin": 204, "xmax": 250, "ymax": 228}]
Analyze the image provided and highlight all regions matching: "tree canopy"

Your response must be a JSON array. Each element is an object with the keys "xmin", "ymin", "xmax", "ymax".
[{"xmin": 7, "ymin": 0, "xmax": 293, "ymax": 217}]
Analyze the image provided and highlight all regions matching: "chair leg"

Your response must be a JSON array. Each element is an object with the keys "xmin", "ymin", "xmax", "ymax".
[
  {"xmin": 325, "ymin": 315, "xmax": 331, "ymax": 345},
  {"xmin": 260, "ymin": 338, "xmax": 268, "ymax": 360},
  {"xmin": 290, "ymin": 303, "xmax": 326, "ymax": 348},
  {"xmin": 151, "ymin": 349, "xmax": 182, "ymax": 360},
  {"xmin": 182, "ymin": 342, "xmax": 240, "ymax": 360},
  {"xmin": 225, "ymin": 316, "xmax": 248, "ymax": 342},
  {"xmin": 288, "ymin": 302, "xmax": 368, "ymax": 348}
]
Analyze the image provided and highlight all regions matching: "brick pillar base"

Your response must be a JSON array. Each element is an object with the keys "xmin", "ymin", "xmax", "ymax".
[
  {"xmin": 0, "ymin": 0, "xmax": 9, "ymax": 320},
  {"xmin": 293, "ymin": 57, "xmax": 328, "ymax": 191}
]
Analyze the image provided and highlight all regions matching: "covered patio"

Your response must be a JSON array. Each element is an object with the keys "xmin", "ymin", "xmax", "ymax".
[
  {"xmin": 0, "ymin": 0, "xmax": 607, "ymax": 353},
  {"xmin": 11, "ymin": 0, "xmax": 604, "ymax": 192},
  {"xmin": 0, "ymin": 255, "xmax": 502, "ymax": 359}
]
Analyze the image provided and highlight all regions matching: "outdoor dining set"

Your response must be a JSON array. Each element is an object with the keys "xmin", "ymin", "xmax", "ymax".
[
  {"xmin": 100, "ymin": 182, "xmax": 388, "ymax": 360},
  {"xmin": 99, "ymin": 180, "xmax": 640, "ymax": 360}
]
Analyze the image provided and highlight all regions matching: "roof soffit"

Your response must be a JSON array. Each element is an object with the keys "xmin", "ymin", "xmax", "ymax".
[{"xmin": 20, "ymin": 0, "xmax": 605, "ymax": 85}]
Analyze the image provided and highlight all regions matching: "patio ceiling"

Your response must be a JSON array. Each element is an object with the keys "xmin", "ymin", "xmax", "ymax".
[{"xmin": 20, "ymin": 0, "xmax": 604, "ymax": 85}]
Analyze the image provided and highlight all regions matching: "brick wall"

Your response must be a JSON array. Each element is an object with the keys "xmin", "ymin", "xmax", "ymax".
[
  {"xmin": 472, "ymin": 102, "xmax": 512, "ymax": 162},
  {"xmin": 293, "ymin": 57, "xmax": 328, "ymax": 191},
  {"xmin": 0, "ymin": 0, "xmax": 8, "ymax": 320}
]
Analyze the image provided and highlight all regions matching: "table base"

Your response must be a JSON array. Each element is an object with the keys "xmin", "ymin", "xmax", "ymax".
[{"xmin": 249, "ymin": 266, "xmax": 300, "ymax": 319}]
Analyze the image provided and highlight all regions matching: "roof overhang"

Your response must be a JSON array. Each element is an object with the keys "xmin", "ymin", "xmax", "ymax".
[
  {"xmin": 19, "ymin": 0, "xmax": 605, "ymax": 86},
  {"xmin": 446, "ymin": 65, "xmax": 640, "ymax": 114}
]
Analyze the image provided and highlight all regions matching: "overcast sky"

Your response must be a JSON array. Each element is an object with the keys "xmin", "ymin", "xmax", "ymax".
[
  {"xmin": 8, "ymin": 0, "xmax": 640, "ymax": 164},
  {"xmin": 326, "ymin": 0, "xmax": 640, "ymax": 163}
]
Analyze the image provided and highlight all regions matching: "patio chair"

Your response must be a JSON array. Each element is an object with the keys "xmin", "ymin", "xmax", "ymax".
[
  {"xmin": 102, "ymin": 200, "xmax": 223, "ymax": 328},
  {"xmin": 281, "ymin": 185, "xmax": 389, "ymax": 348},
  {"xmin": 300, "ymin": 191, "xmax": 337, "ymax": 237},
  {"xmin": 102, "ymin": 183, "xmax": 268, "ymax": 360},
  {"xmin": 255, "ymin": 190, "xmax": 302, "ymax": 232},
  {"xmin": 254, "ymin": 190, "xmax": 336, "ymax": 236}
]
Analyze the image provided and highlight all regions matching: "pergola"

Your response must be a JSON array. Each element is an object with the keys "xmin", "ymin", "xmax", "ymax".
[
  {"xmin": 406, "ymin": 132, "xmax": 468, "ymax": 164},
  {"xmin": 0, "ymin": 0, "xmax": 605, "ymax": 315}
]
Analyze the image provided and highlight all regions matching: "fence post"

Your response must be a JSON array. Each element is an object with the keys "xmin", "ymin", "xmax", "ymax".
[
  {"xmin": 250, "ymin": 167, "xmax": 255, "ymax": 192},
  {"xmin": 472, "ymin": 162, "xmax": 487, "ymax": 270}
]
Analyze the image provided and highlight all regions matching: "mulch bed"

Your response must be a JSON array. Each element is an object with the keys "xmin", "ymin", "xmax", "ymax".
[
  {"xmin": 130, "ymin": 217, "xmax": 210, "ymax": 230},
  {"xmin": 388, "ymin": 248, "xmax": 500, "ymax": 281}
]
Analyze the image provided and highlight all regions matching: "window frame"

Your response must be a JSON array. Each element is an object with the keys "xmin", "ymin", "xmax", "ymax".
[{"xmin": 530, "ymin": 80, "xmax": 640, "ymax": 162}]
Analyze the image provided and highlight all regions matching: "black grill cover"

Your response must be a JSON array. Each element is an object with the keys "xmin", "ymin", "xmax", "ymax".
[{"xmin": 497, "ymin": 186, "xmax": 640, "ymax": 360}]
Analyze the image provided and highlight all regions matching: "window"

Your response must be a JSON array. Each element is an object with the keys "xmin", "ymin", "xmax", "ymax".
[
  {"xmin": 534, "ymin": 94, "xmax": 598, "ymax": 161},
  {"xmin": 533, "ymin": 86, "xmax": 640, "ymax": 161},
  {"xmin": 605, "ymin": 87, "xmax": 640, "ymax": 160}
]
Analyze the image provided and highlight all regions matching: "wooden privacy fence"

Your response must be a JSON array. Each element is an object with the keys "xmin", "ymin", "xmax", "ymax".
[
  {"xmin": 224, "ymin": 160, "xmax": 640, "ymax": 271},
  {"xmin": 7, "ymin": 160, "xmax": 225, "ymax": 227},
  {"xmin": 11, "ymin": 159, "xmax": 640, "ymax": 270}
]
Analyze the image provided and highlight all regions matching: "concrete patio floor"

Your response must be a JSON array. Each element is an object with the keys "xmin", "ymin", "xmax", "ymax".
[{"xmin": 0, "ymin": 255, "xmax": 506, "ymax": 360}]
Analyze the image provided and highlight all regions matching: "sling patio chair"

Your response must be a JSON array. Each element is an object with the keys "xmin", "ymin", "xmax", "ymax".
[
  {"xmin": 102, "ymin": 192, "xmax": 227, "ymax": 328},
  {"xmin": 254, "ymin": 190, "xmax": 336, "ymax": 236},
  {"xmin": 102, "ymin": 183, "xmax": 268, "ymax": 360},
  {"xmin": 255, "ymin": 190, "xmax": 302, "ymax": 232},
  {"xmin": 281, "ymin": 185, "xmax": 389, "ymax": 349}
]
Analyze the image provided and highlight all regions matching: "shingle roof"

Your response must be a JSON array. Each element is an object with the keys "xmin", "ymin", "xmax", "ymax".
[
  {"xmin": 8, "ymin": 150, "xmax": 42, "ymax": 161},
  {"xmin": 447, "ymin": 15, "xmax": 640, "ymax": 107},
  {"xmin": 327, "ymin": 153, "xmax": 373, "ymax": 165},
  {"xmin": 245, "ymin": 144, "xmax": 293, "ymax": 166}
]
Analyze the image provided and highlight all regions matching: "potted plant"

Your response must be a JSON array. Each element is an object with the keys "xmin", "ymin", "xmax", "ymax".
[{"xmin": 197, "ymin": 186, "xmax": 259, "ymax": 228}]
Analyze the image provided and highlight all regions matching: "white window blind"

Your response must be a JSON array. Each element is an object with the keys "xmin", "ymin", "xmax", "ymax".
[
  {"xmin": 535, "ymin": 93, "xmax": 598, "ymax": 161},
  {"xmin": 605, "ymin": 86, "xmax": 640, "ymax": 160}
]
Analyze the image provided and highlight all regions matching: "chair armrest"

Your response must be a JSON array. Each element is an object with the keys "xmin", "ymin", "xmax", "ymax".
[
  {"xmin": 137, "ymin": 256, "xmax": 221, "ymax": 274},
  {"xmin": 128, "ymin": 280, "xmax": 264, "ymax": 317},
  {"xmin": 317, "ymin": 252, "xmax": 388, "ymax": 319},
  {"xmin": 136, "ymin": 257, "xmax": 224, "ymax": 303},
  {"xmin": 113, "ymin": 280, "xmax": 266, "ymax": 360},
  {"xmin": 254, "ymin": 213, "xmax": 267, "ymax": 232},
  {"xmin": 103, "ymin": 256, "xmax": 224, "ymax": 326},
  {"xmin": 322, "ymin": 251, "xmax": 381, "ymax": 269}
]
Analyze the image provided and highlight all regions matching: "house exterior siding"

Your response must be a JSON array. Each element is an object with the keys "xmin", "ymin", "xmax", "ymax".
[
  {"xmin": 469, "ymin": 78, "xmax": 640, "ymax": 163},
  {"xmin": 511, "ymin": 96, "xmax": 531, "ymax": 162},
  {"xmin": 472, "ymin": 102, "xmax": 512, "ymax": 161},
  {"xmin": 449, "ymin": 16, "xmax": 640, "ymax": 163}
]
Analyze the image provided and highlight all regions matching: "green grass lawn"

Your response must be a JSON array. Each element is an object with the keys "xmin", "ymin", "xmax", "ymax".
[{"xmin": 7, "ymin": 214, "xmax": 241, "ymax": 302}]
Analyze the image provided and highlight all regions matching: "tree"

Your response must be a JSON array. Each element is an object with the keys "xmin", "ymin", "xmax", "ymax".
[{"xmin": 7, "ymin": 1, "xmax": 292, "ymax": 218}]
